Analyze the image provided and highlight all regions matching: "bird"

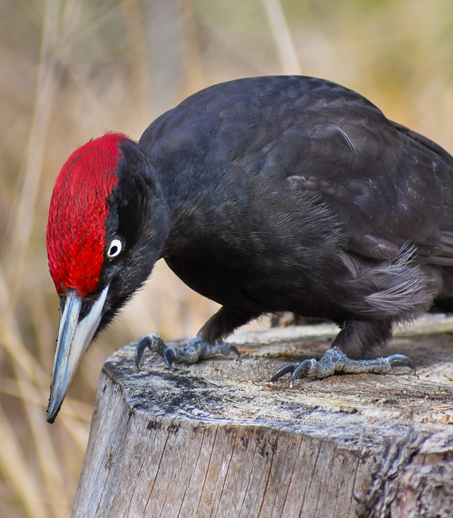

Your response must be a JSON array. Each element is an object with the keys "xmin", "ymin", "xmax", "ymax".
[{"xmin": 46, "ymin": 75, "xmax": 453, "ymax": 423}]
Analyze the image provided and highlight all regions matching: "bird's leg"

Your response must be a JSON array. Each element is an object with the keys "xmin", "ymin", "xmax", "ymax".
[
  {"xmin": 135, "ymin": 306, "xmax": 253, "ymax": 369},
  {"xmin": 271, "ymin": 347, "xmax": 415, "ymax": 383},
  {"xmin": 271, "ymin": 319, "xmax": 416, "ymax": 384},
  {"xmin": 135, "ymin": 333, "xmax": 239, "ymax": 370}
]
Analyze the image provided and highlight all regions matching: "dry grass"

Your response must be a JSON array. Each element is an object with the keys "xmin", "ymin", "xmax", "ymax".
[{"xmin": 1, "ymin": 0, "xmax": 453, "ymax": 515}]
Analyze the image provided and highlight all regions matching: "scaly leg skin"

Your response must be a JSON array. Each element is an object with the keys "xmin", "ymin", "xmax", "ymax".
[
  {"xmin": 270, "ymin": 347, "xmax": 416, "ymax": 385},
  {"xmin": 271, "ymin": 319, "xmax": 416, "ymax": 385},
  {"xmin": 135, "ymin": 333, "xmax": 239, "ymax": 370},
  {"xmin": 135, "ymin": 306, "xmax": 252, "ymax": 370}
]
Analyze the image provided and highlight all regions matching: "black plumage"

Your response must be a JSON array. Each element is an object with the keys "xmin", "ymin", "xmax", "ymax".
[
  {"xmin": 46, "ymin": 75, "xmax": 453, "ymax": 422},
  {"xmin": 136, "ymin": 76, "xmax": 453, "ymax": 356}
]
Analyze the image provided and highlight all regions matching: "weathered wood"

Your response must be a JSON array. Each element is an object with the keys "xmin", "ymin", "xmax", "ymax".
[{"xmin": 73, "ymin": 315, "xmax": 453, "ymax": 517}]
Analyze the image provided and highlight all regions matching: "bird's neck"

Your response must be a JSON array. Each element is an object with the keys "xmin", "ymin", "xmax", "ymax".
[{"xmin": 149, "ymin": 159, "xmax": 231, "ymax": 258}]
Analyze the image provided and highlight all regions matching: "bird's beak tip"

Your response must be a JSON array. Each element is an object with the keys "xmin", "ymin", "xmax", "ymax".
[
  {"xmin": 47, "ymin": 285, "xmax": 109, "ymax": 423},
  {"xmin": 46, "ymin": 401, "xmax": 61, "ymax": 424}
]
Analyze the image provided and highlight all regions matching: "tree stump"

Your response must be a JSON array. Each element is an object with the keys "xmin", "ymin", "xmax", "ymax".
[{"xmin": 73, "ymin": 316, "xmax": 453, "ymax": 518}]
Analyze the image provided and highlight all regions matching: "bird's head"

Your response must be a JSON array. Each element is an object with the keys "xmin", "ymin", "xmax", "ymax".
[{"xmin": 46, "ymin": 133, "xmax": 169, "ymax": 423}]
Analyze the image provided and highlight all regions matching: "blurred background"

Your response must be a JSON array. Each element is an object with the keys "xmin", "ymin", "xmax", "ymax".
[{"xmin": 1, "ymin": 0, "xmax": 453, "ymax": 515}]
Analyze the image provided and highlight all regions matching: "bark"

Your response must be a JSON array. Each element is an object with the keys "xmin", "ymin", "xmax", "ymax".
[{"xmin": 73, "ymin": 315, "xmax": 453, "ymax": 517}]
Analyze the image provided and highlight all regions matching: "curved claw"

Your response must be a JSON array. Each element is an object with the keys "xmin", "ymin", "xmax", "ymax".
[
  {"xmin": 163, "ymin": 348, "xmax": 176, "ymax": 370},
  {"xmin": 224, "ymin": 344, "xmax": 240, "ymax": 358},
  {"xmin": 135, "ymin": 336, "xmax": 151, "ymax": 369},
  {"xmin": 291, "ymin": 358, "xmax": 316, "ymax": 381},
  {"xmin": 386, "ymin": 354, "xmax": 416, "ymax": 375},
  {"xmin": 270, "ymin": 363, "xmax": 298, "ymax": 382}
]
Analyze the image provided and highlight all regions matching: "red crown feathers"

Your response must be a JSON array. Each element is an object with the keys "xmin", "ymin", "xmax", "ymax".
[{"xmin": 46, "ymin": 133, "xmax": 129, "ymax": 296}]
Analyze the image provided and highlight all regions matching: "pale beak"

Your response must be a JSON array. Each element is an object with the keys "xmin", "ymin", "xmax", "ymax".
[{"xmin": 47, "ymin": 285, "xmax": 109, "ymax": 423}]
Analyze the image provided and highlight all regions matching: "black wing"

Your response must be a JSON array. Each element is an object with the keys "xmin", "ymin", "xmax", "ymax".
[
  {"xmin": 276, "ymin": 107, "xmax": 453, "ymax": 264},
  {"xmin": 141, "ymin": 75, "xmax": 453, "ymax": 265}
]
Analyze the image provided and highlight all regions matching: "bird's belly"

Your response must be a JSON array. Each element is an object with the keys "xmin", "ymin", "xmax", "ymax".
[{"xmin": 164, "ymin": 253, "xmax": 337, "ymax": 318}]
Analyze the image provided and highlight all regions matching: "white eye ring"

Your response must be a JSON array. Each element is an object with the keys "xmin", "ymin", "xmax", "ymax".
[{"xmin": 107, "ymin": 238, "xmax": 123, "ymax": 258}]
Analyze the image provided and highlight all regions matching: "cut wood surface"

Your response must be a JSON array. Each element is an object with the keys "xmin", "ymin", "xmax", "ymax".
[{"xmin": 73, "ymin": 315, "xmax": 453, "ymax": 518}]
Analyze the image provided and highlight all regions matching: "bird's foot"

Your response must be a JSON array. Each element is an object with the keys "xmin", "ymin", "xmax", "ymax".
[
  {"xmin": 270, "ymin": 347, "xmax": 415, "ymax": 385},
  {"xmin": 135, "ymin": 333, "xmax": 239, "ymax": 370}
]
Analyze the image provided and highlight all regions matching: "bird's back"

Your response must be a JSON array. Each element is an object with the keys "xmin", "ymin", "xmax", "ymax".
[{"xmin": 140, "ymin": 76, "xmax": 453, "ymax": 260}]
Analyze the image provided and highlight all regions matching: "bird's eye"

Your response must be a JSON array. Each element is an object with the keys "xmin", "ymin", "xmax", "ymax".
[{"xmin": 107, "ymin": 238, "xmax": 123, "ymax": 259}]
